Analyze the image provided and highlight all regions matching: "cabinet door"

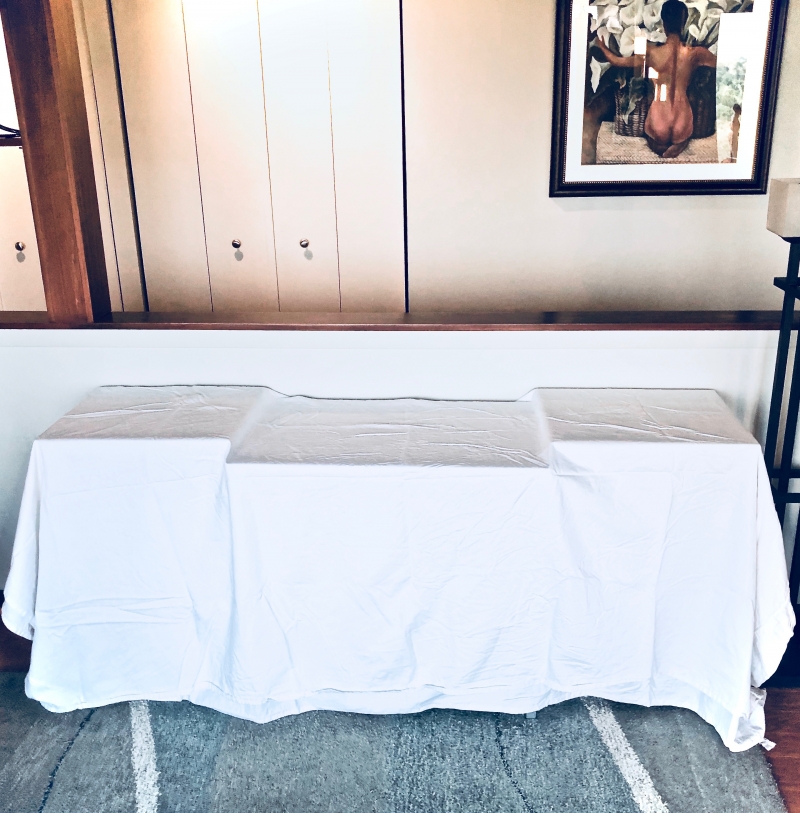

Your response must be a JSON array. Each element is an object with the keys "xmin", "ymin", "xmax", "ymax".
[
  {"xmin": 73, "ymin": 0, "xmax": 122, "ymax": 311},
  {"xmin": 76, "ymin": 0, "xmax": 145, "ymax": 312},
  {"xmin": 328, "ymin": 0, "xmax": 405, "ymax": 312},
  {"xmin": 112, "ymin": 0, "xmax": 212, "ymax": 312},
  {"xmin": 183, "ymin": 0, "xmax": 279, "ymax": 312},
  {"xmin": 258, "ymin": 0, "xmax": 341, "ymax": 312},
  {"xmin": 0, "ymin": 19, "xmax": 43, "ymax": 310},
  {"xmin": 0, "ymin": 148, "xmax": 46, "ymax": 311}
]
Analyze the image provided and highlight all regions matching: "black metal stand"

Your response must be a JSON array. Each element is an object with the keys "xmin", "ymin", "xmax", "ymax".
[{"xmin": 764, "ymin": 237, "xmax": 800, "ymax": 685}]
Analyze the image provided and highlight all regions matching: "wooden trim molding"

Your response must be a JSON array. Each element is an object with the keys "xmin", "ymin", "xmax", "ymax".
[
  {"xmin": 0, "ymin": 309, "xmax": 790, "ymax": 331},
  {"xmin": 0, "ymin": 0, "xmax": 110, "ymax": 323},
  {"xmin": 98, "ymin": 309, "xmax": 791, "ymax": 331}
]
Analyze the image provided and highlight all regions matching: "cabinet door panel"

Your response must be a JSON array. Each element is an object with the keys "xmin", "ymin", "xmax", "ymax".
[
  {"xmin": 183, "ymin": 0, "xmax": 279, "ymax": 312},
  {"xmin": 78, "ymin": 0, "xmax": 145, "ymax": 312},
  {"xmin": 328, "ymin": 0, "xmax": 405, "ymax": 312},
  {"xmin": 0, "ymin": 148, "xmax": 46, "ymax": 311},
  {"xmin": 258, "ymin": 0, "xmax": 341, "ymax": 312},
  {"xmin": 112, "ymin": 0, "xmax": 211, "ymax": 312},
  {"xmin": 73, "ymin": 0, "xmax": 122, "ymax": 312}
]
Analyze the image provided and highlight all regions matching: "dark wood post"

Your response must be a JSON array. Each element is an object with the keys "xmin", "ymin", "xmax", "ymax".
[{"xmin": 0, "ymin": 0, "xmax": 110, "ymax": 323}]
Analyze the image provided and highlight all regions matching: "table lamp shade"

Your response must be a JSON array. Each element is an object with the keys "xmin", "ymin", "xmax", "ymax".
[{"xmin": 767, "ymin": 178, "xmax": 800, "ymax": 239}]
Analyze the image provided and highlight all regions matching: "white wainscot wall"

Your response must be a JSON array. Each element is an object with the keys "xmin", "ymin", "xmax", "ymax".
[{"xmin": 0, "ymin": 328, "xmax": 778, "ymax": 585}]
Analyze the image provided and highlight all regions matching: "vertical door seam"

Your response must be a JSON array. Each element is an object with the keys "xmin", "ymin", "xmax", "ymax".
[
  {"xmin": 399, "ymin": 0, "xmax": 410, "ymax": 313},
  {"xmin": 327, "ymin": 48, "xmax": 343, "ymax": 313}
]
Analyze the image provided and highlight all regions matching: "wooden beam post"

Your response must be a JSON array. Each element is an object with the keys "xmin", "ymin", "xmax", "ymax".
[{"xmin": 0, "ymin": 0, "xmax": 111, "ymax": 323}]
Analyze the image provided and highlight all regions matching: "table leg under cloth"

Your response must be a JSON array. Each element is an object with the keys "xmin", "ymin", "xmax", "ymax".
[{"xmin": 1, "ymin": 386, "xmax": 794, "ymax": 752}]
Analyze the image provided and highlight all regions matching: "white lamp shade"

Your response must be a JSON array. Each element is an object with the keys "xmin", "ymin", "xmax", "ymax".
[{"xmin": 767, "ymin": 178, "xmax": 800, "ymax": 239}]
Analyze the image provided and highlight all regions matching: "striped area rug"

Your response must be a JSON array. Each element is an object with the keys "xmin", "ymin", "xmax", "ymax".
[{"xmin": 0, "ymin": 674, "xmax": 786, "ymax": 813}]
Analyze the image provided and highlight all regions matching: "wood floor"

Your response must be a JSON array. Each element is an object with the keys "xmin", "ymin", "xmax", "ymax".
[
  {"xmin": 1, "ymin": 595, "xmax": 799, "ymax": 810},
  {"xmin": 766, "ymin": 688, "xmax": 800, "ymax": 813}
]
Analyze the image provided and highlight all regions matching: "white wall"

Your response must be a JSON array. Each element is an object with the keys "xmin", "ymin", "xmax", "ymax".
[
  {"xmin": 404, "ymin": 0, "xmax": 800, "ymax": 311},
  {"xmin": 0, "ymin": 328, "xmax": 779, "ymax": 586}
]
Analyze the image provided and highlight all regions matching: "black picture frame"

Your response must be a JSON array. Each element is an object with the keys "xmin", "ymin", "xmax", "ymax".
[{"xmin": 550, "ymin": 0, "xmax": 790, "ymax": 197}]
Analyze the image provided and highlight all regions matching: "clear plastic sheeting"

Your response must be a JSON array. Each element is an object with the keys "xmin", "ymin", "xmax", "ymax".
[
  {"xmin": 2, "ymin": 386, "xmax": 794, "ymax": 752},
  {"xmin": 231, "ymin": 394, "xmax": 549, "ymax": 466},
  {"xmin": 538, "ymin": 388, "xmax": 758, "ymax": 445},
  {"xmin": 39, "ymin": 385, "xmax": 267, "ymax": 441}
]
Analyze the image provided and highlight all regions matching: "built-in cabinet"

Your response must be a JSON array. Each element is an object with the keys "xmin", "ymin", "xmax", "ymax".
[{"xmin": 105, "ymin": 0, "xmax": 405, "ymax": 312}]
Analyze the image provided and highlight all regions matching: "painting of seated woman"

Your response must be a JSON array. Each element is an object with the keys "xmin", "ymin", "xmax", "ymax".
[{"xmin": 550, "ymin": 0, "xmax": 786, "ymax": 195}]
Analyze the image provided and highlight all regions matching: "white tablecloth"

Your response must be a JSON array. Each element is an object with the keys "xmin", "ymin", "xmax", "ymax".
[{"xmin": 2, "ymin": 386, "xmax": 794, "ymax": 751}]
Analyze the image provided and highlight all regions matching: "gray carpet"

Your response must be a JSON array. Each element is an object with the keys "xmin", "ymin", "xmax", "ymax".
[{"xmin": 0, "ymin": 673, "xmax": 786, "ymax": 813}]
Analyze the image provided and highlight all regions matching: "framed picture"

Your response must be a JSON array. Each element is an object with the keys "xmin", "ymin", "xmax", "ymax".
[{"xmin": 550, "ymin": 0, "xmax": 789, "ymax": 196}]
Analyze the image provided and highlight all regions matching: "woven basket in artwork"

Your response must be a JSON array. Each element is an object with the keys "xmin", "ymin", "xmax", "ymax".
[{"xmin": 614, "ymin": 87, "xmax": 649, "ymax": 137}]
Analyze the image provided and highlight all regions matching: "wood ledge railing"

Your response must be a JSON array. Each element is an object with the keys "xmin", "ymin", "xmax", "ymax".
[{"xmin": 0, "ymin": 310, "xmax": 791, "ymax": 331}]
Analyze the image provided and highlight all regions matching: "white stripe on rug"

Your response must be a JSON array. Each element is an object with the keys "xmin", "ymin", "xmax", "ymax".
[
  {"xmin": 129, "ymin": 700, "xmax": 160, "ymax": 813},
  {"xmin": 583, "ymin": 698, "xmax": 669, "ymax": 813}
]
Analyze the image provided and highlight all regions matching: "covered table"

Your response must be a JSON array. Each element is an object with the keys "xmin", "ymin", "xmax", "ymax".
[{"xmin": 1, "ymin": 386, "xmax": 794, "ymax": 751}]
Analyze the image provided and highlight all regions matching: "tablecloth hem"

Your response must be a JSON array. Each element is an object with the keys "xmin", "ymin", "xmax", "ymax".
[{"xmin": 24, "ymin": 677, "xmax": 766, "ymax": 750}]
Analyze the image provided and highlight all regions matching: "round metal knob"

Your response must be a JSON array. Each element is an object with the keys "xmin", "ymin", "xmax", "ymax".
[
  {"xmin": 14, "ymin": 241, "xmax": 25, "ymax": 252},
  {"xmin": 299, "ymin": 239, "xmax": 309, "ymax": 249},
  {"xmin": 231, "ymin": 239, "xmax": 241, "ymax": 249}
]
